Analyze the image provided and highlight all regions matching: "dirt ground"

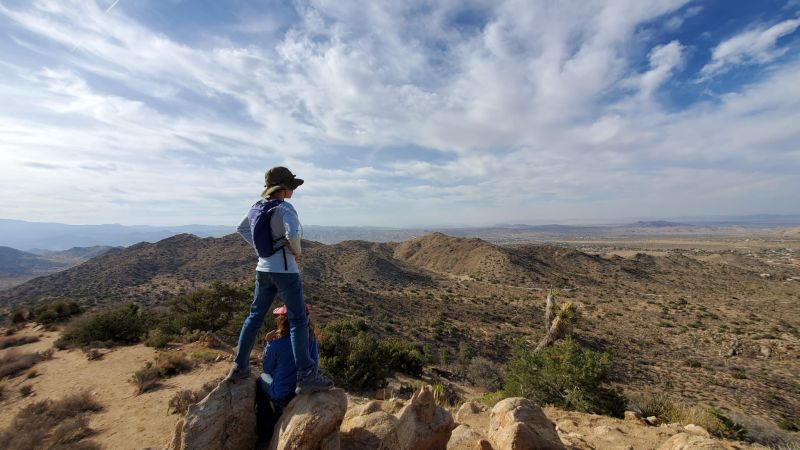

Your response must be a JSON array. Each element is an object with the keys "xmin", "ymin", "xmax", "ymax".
[{"xmin": 0, "ymin": 325, "xmax": 230, "ymax": 450}]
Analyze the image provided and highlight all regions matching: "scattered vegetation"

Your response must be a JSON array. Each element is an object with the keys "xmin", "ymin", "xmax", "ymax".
[
  {"xmin": 319, "ymin": 319, "xmax": 427, "ymax": 389},
  {"xmin": 466, "ymin": 356, "xmax": 505, "ymax": 391},
  {"xmin": 627, "ymin": 393, "xmax": 747, "ymax": 440},
  {"xmin": 0, "ymin": 334, "xmax": 39, "ymax": 349},
  {"xmin": 0, "ymin": 391, "xmax": 102, "ymax": 450},
  {"xmin": 504, "ymin": 337, "xmax": 626, "ymax": 417},
  {"xmin": 131, "ymin": 352, "xmax": 196, "ymax": 394},
  {"xmin": 168, "ymin": 379, "xmax": 220, "ymax": 415},
  {"xmin": 56, "ymin": 303, "xmax": 150, "ymax": 348},
  {"xmin": 0, "ymin": 349, "xmax": 53, "ymax": 378},
  {"xmin": 10, "ymin": 298, "xmax": 83, "ymax": 325},
  {"xmin": 777, "ymin": 417, "xmax": 800, "ymax": 432},
  {"xmin": 158, "ymin": 282, "xmax": 252, "ymax": 343},
  {"xmin": 19, "ymin": 384, "xmax": 33, "ymax": 397}
]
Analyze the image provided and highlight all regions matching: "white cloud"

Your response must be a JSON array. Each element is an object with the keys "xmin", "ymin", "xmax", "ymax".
[
  {"xmin": 700, "ymin": 18, "xmax": 800, "ymax": 77},
  {"xmin": 0, "ymin": 0, "xmax": 798, "ymax": 227}
]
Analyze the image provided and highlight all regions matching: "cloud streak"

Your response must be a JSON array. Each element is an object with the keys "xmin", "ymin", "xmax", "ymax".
[{"xmin": 0, "ymin": 0, "xmax": 798, "ymax": 226}]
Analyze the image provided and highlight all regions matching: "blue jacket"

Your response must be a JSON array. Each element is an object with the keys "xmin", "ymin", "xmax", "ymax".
[{"xmin": 261, "ymin": 335, "xmax": 319, "ymax": 399}]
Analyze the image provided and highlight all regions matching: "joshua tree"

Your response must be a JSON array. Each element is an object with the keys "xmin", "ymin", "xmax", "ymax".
[{"xmin": 534, "ymin": 289, "xmax": 575, "ymax": 352}]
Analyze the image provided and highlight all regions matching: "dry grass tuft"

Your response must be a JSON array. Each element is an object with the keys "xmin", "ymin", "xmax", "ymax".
[
  {"xmin": 131, "ymin": 363, "xmax": 161, "ymax": 395},
  {"xmin": 0, "ymin": 349, "xmax": 53, "ymax": 379},
  {"xmin": 628, "ymin": 393, "xmax": 747, "ymax": 440},
  {"xmin": 131, "ymin": 352, "xmax": 196, "ymax": 395},
  {"xmin": 0, "ymin": 335, "xmax": 39, "ymax": 349},
  {"xmin": 0, "ymin": 391, "xmax": 102, "ymax": 450},
  {"xmin": 168, "ymin": 379, "xmax": 220, "ymax": 415},
  {"xmin": 19, "ymin": 384, "xmax": 33, "ymax": 397},
  {"xmin": 83, "ymin": 348, "xmax": 103, "ymax": 361}
]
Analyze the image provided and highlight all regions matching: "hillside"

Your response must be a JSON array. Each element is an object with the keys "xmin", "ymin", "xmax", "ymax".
[
  {"xmin": 0, "ymin": 234, "xmax": 254, "ymax": 306},
  {"xmin": 1, "ymin": 232, "xmax": 798, "ymax": 433},
  {"xmin": 0, "ymin": 326, "xmax": 773, "ymax": 450},
  {"xmin": 0, "ymin": 247, "xmax": 65, "ymax": 276}
]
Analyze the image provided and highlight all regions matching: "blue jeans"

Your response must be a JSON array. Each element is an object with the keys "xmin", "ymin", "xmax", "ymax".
[{"xmin": 234, "ymin": 271, "xmax": 314, "ymax": 379}]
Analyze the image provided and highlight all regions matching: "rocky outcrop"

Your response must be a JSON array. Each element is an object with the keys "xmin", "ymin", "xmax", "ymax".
[
  {"xmin": 656, "ymin": 432, "xmax": 728, "ymax": 450},
  {"xmin": 487, "ymin": 398, "xmax": 566, "ymax": 450},
  {"xmin": 447, "ymin": 425, "xmax": 493, "ymax": 450},
  {"xmin": 341, "ymin": 386, "xmax": 455, "ymax": 450},
  {"xmin": 340, "ymin": 400, "xmax": 403, "ymax": 449},
  {"xmin": 167, "ymin": 378, "xmax": 258, "ymax": 450},
  {"xmin": 268, "ymin": 388, "xmax": 348, "ymax": 450}
]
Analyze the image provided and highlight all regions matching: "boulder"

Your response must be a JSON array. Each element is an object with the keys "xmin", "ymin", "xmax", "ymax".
[
  {"xmin": 377, "ymin": 385, "xmax": 455, "ymax": 450},
  {"xmin": 624, "ymin": 411, "xmax": 643, "ymax": 422},
  {"xmin": 340, "ymin": 401, "xmax": 401, "ymax": 449},
  {"xmin": 683, "ymin": 424, "xmax": 711, "ymax": 438},
  {"xmin": 168, "ymin": 378, "xmax": 257, "ymax": 450},
  {"xmin": 269, "ymin": 388, "xmax": 348, "ymax": 450},
  {"xmin": 340, "ymin": 386, "xmax": 455, "ymax": 450},
  {"xmin": 656, "ymin": 432, "xmax": 727, "ymax": 450},
  {"xmin": 455, "ymin": 402, "xmax": 486, "ymax": 424},
  {"xmin": 446, "ymin": 425, "xmax": 493, "ymax": 450},
  {"xmin": 487, "ymin": 398, "xmax": 566, "ymax": 450}
]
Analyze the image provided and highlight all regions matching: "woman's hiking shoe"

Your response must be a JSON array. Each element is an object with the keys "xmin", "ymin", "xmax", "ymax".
[
  {"xmin": 225, "ymin": 363, "xmax": 250, "ymax": 383},
  {"xmin": 295, "ymin": 371, "xmax": 333, "ymax": 394}
]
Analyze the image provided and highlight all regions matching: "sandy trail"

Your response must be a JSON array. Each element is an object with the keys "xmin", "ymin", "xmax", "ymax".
[{"xmin": 0, "ymin": 325, "xmax": 230, "ymax": 450}]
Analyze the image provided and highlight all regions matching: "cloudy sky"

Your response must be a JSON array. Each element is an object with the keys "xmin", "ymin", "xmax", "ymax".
[{"xmin": 0, "ymin": 0, "xmax": 798, "ymax": 227}]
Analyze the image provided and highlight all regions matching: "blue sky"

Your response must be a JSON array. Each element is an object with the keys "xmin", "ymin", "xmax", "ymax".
[{"xmin": 0, "ymin": 0, "xmax": 798, "ymax": 227}]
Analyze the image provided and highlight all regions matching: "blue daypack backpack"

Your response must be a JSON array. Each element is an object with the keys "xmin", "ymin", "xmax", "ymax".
[{"xmin": 247, "ymin": 199, "xmax": 286, "ymax": 257}]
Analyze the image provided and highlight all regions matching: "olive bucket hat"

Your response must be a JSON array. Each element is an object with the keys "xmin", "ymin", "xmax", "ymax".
[{"xmin": 261, "ymin": 166, "xmax": 304, "ymax": 197}]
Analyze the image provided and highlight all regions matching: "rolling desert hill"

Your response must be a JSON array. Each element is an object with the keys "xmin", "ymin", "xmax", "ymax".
[
  {"xmin": 1, "ymin": 232, "xmax": 798, "ymax": 434},
  {"xmin": 0, "ymin": 246, "xmax": 64, "ymax": 277}
]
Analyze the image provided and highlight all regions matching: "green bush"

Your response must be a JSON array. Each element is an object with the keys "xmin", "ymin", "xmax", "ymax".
[
  {"xmin": 319, "ymin": 320, "xmax": 427, "ymax": 389},
  {"xmin": 9, "ymin": 299, "xmax": 82, "ymax": 325},
  {"xmin": 57, "ymin": 303, "xmax": 150, "ymax": 348},
  {"xmin": 319, "ymin": 320, "xmax": 390, "ymax": 389},
  {"xmin": 144, "ymin": 328, "xmax": 172, "ymax": 349},
  {"xmin": 379, "ymin": 338, "xmax": 425, "ymax": 377},
  {"xmin": 162, "ymin": 282, "xmax": 252, "ymax": 341},
  {"xmin": 503, "ymin": 337, "xmax": 626, "ymax": 417}
]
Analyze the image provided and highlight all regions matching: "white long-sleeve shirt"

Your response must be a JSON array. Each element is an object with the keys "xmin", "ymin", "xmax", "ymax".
[{"xmin": 237, "ymin": 201, "xmax": 302, "ymax": 273}]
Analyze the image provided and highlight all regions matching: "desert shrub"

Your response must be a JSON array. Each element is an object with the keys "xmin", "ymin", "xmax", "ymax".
[
  {"xmin": 131, "ymin": 363, "xmax": 161, "ymax": 394},
  {"xmin": 0, "ymin": 391, "xmax": 102, "ymax": 450},
  {"xmin": 10, "ymin": 309, "xmax": 27, "ymax": 323},
  {"xmin": 778, "ymin": 418, "xmax": 800, "ymax": 432},
  {"xmin": 189, "ymin": 351, "xmax": 219, "ymax": 364},
  {"xmin": 19, "ymin": 384, "xmax": 33, "ymax": 397},
  {"xmin": 0, "ymin": 349, "xmax": 53, "ymax": 378},
  {"xmin": 131, "ymin": 353, "xmax": 195, "ymax": 395},
  {"xmin": 168, "ymin": 380, "xmax": 219, "ymax": 415},
  {"xmin": 144, "ymin": 328, "xmax": 172, "ymax": 349},
  {"xmin": 0, "ymin": 334, "xmax": 39, "ymax": 349},
  {"xmin": 627, "ymin": 393, "xmax": 747, "ymax": 440},
  {"xmin": 467, "ymin": 356, "xmax": 505, "ymax": 391},
  {"xmin": 319, "ymin": 320, "xmax": 427, "ymax": 389},
  {"xmin": 320, "ymin": 320, "xmax": 389, "ymax": 389},
  {"xmin": 503, "ymin": 337, "xmax": 626, "ymax": 417},
  {"xmin": 32, "ymin": 299, "xmax": 82, "ymax": 324},
  {"xmin": 162, "ymin": 282, "xmax": 252, "ymax": 341},
  {"xmin": 378, "ymin": 338, "xmax": 425, "ymax": 377},
  {"xmin": 57, "ymin": 303, "xmax": 150, "ymax": 348},
  {"xmin": 155, "ymin": 352, "xmax": 194, "ymax": 376},
  {"xmin": 83, "ymin": 348, "xmax": 103, "ymax": 361}
]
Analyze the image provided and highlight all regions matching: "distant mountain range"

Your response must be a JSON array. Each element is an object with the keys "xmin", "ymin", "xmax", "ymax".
[
  {"xmin": 0, "ymin": 245, "xmax": 116, "ymax": 290},
  {"xmin": 0, "ymin": 219, "xmax": 233, "ymax": 251},
  {"xmin": 2, "ymin": 214, "xmax": 799, "ymax": 252}
]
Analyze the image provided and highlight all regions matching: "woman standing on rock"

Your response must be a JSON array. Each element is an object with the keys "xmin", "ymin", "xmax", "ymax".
[
  {"xmin": 226, "ymin": 166, "xmax": 333, "ymax": 396},
  {"xmin": 256, "ymin": 304, "xmax": 321, "ymax": 442}
]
